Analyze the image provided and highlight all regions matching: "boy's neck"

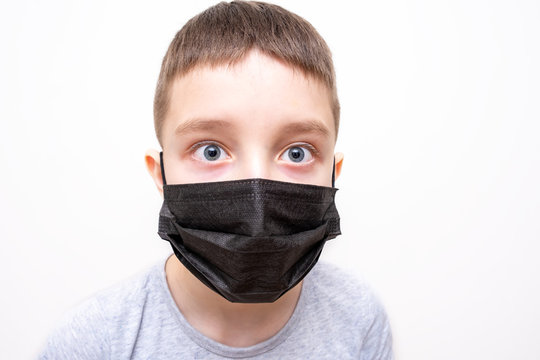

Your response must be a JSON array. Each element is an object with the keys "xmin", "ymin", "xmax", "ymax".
[{"xmin": 164, "ymin": 255, "xmax": 303, "ymax": 347}]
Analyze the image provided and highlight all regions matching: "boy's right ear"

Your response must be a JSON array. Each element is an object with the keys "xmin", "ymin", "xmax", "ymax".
[{"xmin": 144, "ymin": 149, "xmax": 164, "ymax": 197}]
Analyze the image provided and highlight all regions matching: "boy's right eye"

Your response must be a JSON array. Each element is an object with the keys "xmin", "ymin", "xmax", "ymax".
[{"xmin": 192, "ymin": 143, "xmax": 229, "ymax": 162}]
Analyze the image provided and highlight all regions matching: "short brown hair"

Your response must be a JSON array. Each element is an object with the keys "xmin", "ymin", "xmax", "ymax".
[{"xmin": 153, "ymin": 1, "xmax": 339, "ymax": 146}]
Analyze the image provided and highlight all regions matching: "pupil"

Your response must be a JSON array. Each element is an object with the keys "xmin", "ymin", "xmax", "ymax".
[
  {"xmin": 204, "ymin": 145, "xmax": 221, "ymax": 161},
  {"xmin": 288, "ymin": 147, "xmax": 304, "ymax": 162}
]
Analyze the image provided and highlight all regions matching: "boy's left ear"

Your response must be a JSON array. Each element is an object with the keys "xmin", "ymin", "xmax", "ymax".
[{"xmin": 334, "ymin": 152, "xmax": 344, "ymax": 180}]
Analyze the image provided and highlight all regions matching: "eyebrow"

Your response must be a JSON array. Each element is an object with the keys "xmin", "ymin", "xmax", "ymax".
[
  {"xmin": 280, "ymin": 119, "xmax": 331, "ymax": 138},
  {"xmin": 175, "ymin": 118, "xmax": 232, "ymax": 135},
  {"xmin": 174, "ymin": 117, "xmax": 331, "ymax": 138}
]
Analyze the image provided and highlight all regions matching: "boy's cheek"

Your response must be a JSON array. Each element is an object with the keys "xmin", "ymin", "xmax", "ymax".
[
  {"xmin": 164, "ymin": 156, "xmax": 331, "ymax": 186},
  {"xmin": 278, "ymin": 163, "xmax": 332, "ymax": 187},
  {"xmin": 164, "ymin": 159, "xmax": 234, "ymax": 185}
]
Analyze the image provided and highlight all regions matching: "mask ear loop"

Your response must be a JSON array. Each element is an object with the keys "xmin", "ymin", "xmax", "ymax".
[
  {"xmin": 159, "ymin": 151, "xmax": 167, "ymax": 186},
  {"xmin": 332, "ymin": 156, "xmax": 336, "ymax": 188}
]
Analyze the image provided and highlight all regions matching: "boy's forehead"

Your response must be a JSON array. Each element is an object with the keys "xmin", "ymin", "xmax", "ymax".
[
  {"xmin": 174, "ymin": 50, "xmax": 329, "ymax": 95},
  {"xmin": 163, "ymin": 51, "xmax": 335, "ymax": 142}
]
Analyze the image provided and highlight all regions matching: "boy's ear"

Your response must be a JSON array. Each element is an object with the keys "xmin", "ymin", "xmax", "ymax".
[
  {"xmin": 144, "ymin": 149, "xmax": 164, "ymax": 197},
  {"xmin": 334, "ymin": 152, "xmax": 344, "ymax": 181}
]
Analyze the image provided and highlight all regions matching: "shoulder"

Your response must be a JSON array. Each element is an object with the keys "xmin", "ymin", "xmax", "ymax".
[
  {"xmin": 38, "ymin": 259, "xmax": 167, "ymax": 359},
  {"xmin": 302, "ymin": 262, "xmax": 394, "ymax": 359},
  {"xmin": 91, "ymin": 260, "xmax": 167, "ymax": 324},
  {"xmin": 38, "ymin": 294, "xmax": 109, "ymax": 359},
  {"xmin": 306, "ymin": 261, "xmax": 384, "ymax": 317}
]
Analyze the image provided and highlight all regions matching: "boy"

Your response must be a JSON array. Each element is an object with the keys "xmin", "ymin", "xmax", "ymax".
[{"xmin": 40, "ymin": 1, "xmax": 393, "ymax": 358}]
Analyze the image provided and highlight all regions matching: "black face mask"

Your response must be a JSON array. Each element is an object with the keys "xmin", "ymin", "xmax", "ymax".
[{"xmin": 157, "ymin": 152, "xmax": 341, "ymax": 303}]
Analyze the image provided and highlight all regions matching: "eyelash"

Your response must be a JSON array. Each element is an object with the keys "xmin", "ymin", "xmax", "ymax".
[
  {"xmin": 189, "ymin": 141, "xmax": 227, "ymax": 153},
  {"xmin": 189, "ymin": 141, "xmax": 230, "ymax": 161},
  {"xmin": 188, "ymin": 141, "xmax": 319, "ymax": 161},
  {"xmin": 280, "ymin": 143, "xmax": 319, "ymax": 164},
  {"xmin": 289, "ymin": 143, "xmax": 319, "ymax": 157}
]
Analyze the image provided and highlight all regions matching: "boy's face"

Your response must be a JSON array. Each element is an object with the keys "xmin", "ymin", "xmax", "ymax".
[{"xmin": 148, "ymin": 50, "xmax": 343, "ymax": 190}]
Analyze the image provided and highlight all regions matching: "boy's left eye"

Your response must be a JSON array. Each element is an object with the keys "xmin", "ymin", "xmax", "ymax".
[{"xmin": 280, "ymin": 145, "xmax": 314, "ymax": 163}]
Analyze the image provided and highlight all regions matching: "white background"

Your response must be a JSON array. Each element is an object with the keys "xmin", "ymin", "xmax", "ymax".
[{"xmin": 1, "ymin": 0, "xmax": 539, "ymax": 359}]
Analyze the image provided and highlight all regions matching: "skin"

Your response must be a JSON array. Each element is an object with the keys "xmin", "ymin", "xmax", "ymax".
[{"xmin": 145, "ymin": 49, "xmax": 344, "ymax": 347}]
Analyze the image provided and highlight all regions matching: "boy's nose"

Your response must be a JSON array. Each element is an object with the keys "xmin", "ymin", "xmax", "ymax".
[{"xmin": 236, "ymin": 154, "xmax": 273, "ymax": 181}]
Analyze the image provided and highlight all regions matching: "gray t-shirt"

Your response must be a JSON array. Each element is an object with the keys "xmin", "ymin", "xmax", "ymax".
[{"xmin": 39, "ymin": 256, "xmax": 393, "ymax": 359}]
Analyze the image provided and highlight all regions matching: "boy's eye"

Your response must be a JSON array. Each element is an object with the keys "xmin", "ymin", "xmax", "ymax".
[
  {"xmin": 193, "ymin": 143, "xmax": 228, "ymax": 162},
  {"xmin": 280, "ymin": 145, "xmax": 314, "ymax": 163}
]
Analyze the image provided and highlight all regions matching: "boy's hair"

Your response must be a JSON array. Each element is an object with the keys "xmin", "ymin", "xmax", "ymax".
[{"xmin": 153, "ymin": 0, "xmax": 340, "ymax": 146}]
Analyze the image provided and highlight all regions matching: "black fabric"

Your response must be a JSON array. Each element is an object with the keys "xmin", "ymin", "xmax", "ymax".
[{"xmin": 157, "ymin": 152, "xmax": 341, "ymax": 303}]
